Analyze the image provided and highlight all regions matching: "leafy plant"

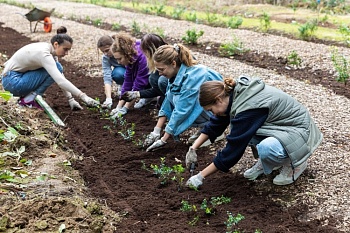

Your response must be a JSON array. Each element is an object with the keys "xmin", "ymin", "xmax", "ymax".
[
  {"xmin": 338, "ymin": 23, "xmax": 350, "ymax": 46},
  {"xmin": 112, "ymin": 22, "xmax": 121, "ymax": 30},
  {"xmin": 185, "ymin": 11, "xmax": 197, "ymax": 23},
  {"xmin": 259, "ymin": 11, "xmax": 271, "ymax": 32},
  {"xmin": 171, "ymin": 5, "xmax": 186, "ymax": 19},
  {"xmin": 287, "ymin": 50, "xmax": 302, "ymax": 67},
  {"xmin": 298, "ymin": 19, "xmax": 318, "ymax": 40},
  {"xmin": 171, "ymin": 164, "xmax": 185, "ymax": 191},
  {"xmin": 92, "ymin": 18, "xmax": 102, "ymax": 26},
  {"xmin": 180, "ymin": 200, "xmax": 195, "ymax": 212},
  {"xmin": 150, "ymin": 157, "xmax": 173, "ymax": 185},
  {"xmin": 117, "ymin": 117, "xmax": 135, "ymax": 140},
  {"xmin": 131, "ymin": 20, "xmax": 141, "ymax": 36},
  {"xmin": 205, "ymin": 11, "xmax": 218, "ymax": 25},
  {"xmin": 227, "ymin": 16, "xmax": 243, "ymax": 29},
  {"xmin": 182, "ymin": 28, "xmax": 204, "ymax": 45},
  {"xmin": 331, "ymin": 47, "xmax": 350, "ymax": 85},
  {"xmin": 225, "ymin": 211, "xmax": 245, "ymax": 233},
  {"xmin": 150, "ymin": 4, "xmax": 165, "ymax": 16},
  {"xmin": 219, "ymin": 36, "xmax": 248, "ymax": 57}
]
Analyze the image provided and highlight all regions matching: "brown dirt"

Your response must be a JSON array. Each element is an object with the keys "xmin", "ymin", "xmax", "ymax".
[{"xmin": 0, "ymin": 23, "xmax": 345, "ymax": 232}]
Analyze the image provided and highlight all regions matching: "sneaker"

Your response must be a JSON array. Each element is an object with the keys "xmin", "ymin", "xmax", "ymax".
[
  {"xmin": 244, "ymin": 159, "xmax": 264, "ymax": 180},
  {"xmin": 273, "ymin": 161, "xmax": 308, "ymax": 186},
  {"xmin": 134, "ymin": 97, "xmax": 157, "ymax": 109},
  {"xmin": 200, "ymin": 133, "xmax": 225, "ymax": 148},
  {"xmin": 188, "ymin": 128, "xmax": 202, "ymax": 144},
  {"xmin": 18, "ymin": 98, "xmax": 43, "ymax": 110}
]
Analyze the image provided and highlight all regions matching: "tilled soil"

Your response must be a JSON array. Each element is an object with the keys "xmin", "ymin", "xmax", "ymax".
[{"xmin": 1, "ymin": 2, "xmax": 349, "ymax": 232}]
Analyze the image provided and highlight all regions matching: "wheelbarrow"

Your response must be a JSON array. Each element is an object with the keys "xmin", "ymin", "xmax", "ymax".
[{"xmin": 18, "ymin": 7, "xmax": 55, "ymax": 33}]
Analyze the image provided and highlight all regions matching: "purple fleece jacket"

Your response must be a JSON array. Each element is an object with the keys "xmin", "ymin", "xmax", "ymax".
[{"xmin": 120, "ymin": 40, "xmax": 150, "ymax": 95}]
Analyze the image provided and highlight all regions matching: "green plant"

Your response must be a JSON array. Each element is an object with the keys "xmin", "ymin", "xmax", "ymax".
[
  {"xmin": 185, "ymin": 11, "xmax": 197, "ymax": 22},
  {"xmin": 259, "ymin": 11, "xmax": 271, "ymax": 32},
  {"xmin": 111, "ymin": 22, "xmax": 121, "ymax": 30},
  {"xmin": 182, "ymin": 28, "xmax": 204, "ymax": 45},
  {"xmin": 338, "ymin": 23, "xmax": 350, "ymax": 46},
  {"xmin": 171, "ymin": 164, "xmax": 185, "ymax": 191},
  {"xmin": 226, "ymin": 16, "xmax": 243, "ymax": 29},
  {"xmin": 210, "ymin": 195, "xmax": 231, "ymax": 206},
  {"xmin": 150, "ymin": 4, "xmax": 165, "ymax": 16},
  {"xmin": 180, "ymin": 200, "xmax": 195, "ymax": 212},
  {"xmin": 287, "ymin": 50, "xmax": 302, "ymax": 67},
  {"xmin": 331, "ymin": 47, "xmax": 350, "ymax": 85},
  {"xmin": 92, "ymin": 18, "xmax": 102, "ymax": 26},
  {"xmin": 0, "ymin": 91, "xmax": 12, "ymax": 101},
  {"xmin": 205, "ymin": 11, "xmax": 218, "ymax": 25},
  {"xmin": 171, "ymin": 5, "xmax": 185, "ymax": 19},
  {"xmin": 150, "ymin": 157, "xmax": 173, "ymax": 185},
  {"xmin": 225, "ymin": 211, "xmax": 245, "ymax": 233},
  {"xmin": 219, "ymin": 36, "xmax": 248, "ymax": 57},
  {"xmin": 131, "ymin": 20, "xmax": 141, "ymax": 35},
  {"xmin": 117, "ymin": 117, "xmax": 135, "ymax": 140},
  {"xmin": 152, "ymin": 27, "xmax": 165, "ymax": 38},
  {"xmin": 298, "ymin": 19, "xmax": 318, "ymax": 40}
]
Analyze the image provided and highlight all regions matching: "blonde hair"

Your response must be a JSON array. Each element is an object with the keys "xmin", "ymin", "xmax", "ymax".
[
  {"xmin": 199, "ymin": 77, "xmax": 236, "ymax": 107},
  {"xmin": 111, "ymin": 32, "xmax": 137, "ymax": 64},
  {"xmin": 153, "ymin": 43, "xmax": 197, "ymax": 67}
]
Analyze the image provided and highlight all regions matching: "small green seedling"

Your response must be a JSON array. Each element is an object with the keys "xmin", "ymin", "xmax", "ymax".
[
  {"xmin": 287, "ymin": 50, "xmax": 302, "ymax": 67},
  {"xmin": 331, "ymin": 46, "xmax": 350, "ymax": 85},
  {"xmin": 171, "ymin": 164, "xmax": 185, "ymax": 191},
  {"xmin": 150, "ymin": 157, "xmax": 173, "ymax": 185},
  {"xmin": 225, "ymin": 211, "xmax": 245, "ymax": 233}
]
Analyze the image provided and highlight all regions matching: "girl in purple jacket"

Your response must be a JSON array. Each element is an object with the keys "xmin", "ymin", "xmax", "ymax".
[{"xmin": 109, "ymin": 32, "xmax": 150, "ymax": 118}]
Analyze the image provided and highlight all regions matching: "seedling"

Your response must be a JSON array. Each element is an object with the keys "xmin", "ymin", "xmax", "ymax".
[
  {"xmin": 185, "ymin": 11, "xmax": 197, "ymax": 22},
  {"xmin": 171, "ymin": 164, "xmax": 185, "ymax": 191},
  {"xmin": 338, "ymin": 23, "xmax": 350, "ymax": 46},
  {"xmin": 225, "ymin": 211, "xmax": 245, "ymax": 233},
  {"xmin": 118, "ymin": 117, "xmax": 135, "ymax": 141},
  {"xmin": 259, "ymin": 11, "xmax": 271, "ymax": 32},
  {"xmin": 287, "ymin": 50, "xmax": 302, "ymax": 67},
  {"xmin": 331, "ymin": 47, "xmax": 349, "ymax": 85},
  {"xmin": 131, "ymin": 20, "xmax": 141, "ymax": 36},
  {"xmin": 150, "ymin": 157, "xmax": 173, "ymax": 185},
  {"xmin": 171, "ymin": 5, "xmax": 185, "ymax": 19},
  {"xmin": 298, "ymin": 19, "xmax": 318, "ymax": 40},
  {"xmin": 219, "ymin": 36, "xmax": 248, "ymax": 57},
  {"xmin": 182, "ymin": 28, "xmax": 204, "ymax": 45},
  {"xmin": 227, "ymin": 16, "xmax": 243, "ymax": 29}
]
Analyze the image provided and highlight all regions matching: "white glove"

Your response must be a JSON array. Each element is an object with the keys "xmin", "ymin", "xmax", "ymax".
[
  {"xmin": 143, "ymin": 131, "xmax": 160, "ymax": 147},
  {"xmin": 80, "ymin": 93, "xmax": 100, "ymax": 107},
  {"xmin": 68, "ymin": 98, "xmax": 83, "ymax": 110},
  {"xmin": 186, "ymin": 172, "xmax": 204, "ymax": 188},
  {"xmin": 146, "ymin": 139, "xmax": 166, "ymax": 152},
  {"xmin": 110, "ymin": 106, "xmax": 128, "ymax": 119},
  {"xmin": 121, "ymin": 91, "xmax": 140, "ymax": 102},
  {"xmin": 185, "ymin": 147, "xmax": 197, "ymax": 169},
  {"xmin": 101, "ymin": 98, "xmax": 113, "ymax": 109}
]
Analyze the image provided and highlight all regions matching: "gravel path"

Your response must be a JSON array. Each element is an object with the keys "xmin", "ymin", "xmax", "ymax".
[{"xmin": 1, "ymin": 1, "xmax": 349, "ymax": 231}]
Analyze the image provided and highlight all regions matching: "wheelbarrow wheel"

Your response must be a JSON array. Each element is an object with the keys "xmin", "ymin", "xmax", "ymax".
[{"xmin": 43, "ymin": 17, "xmax": 52, "ymax": 33}]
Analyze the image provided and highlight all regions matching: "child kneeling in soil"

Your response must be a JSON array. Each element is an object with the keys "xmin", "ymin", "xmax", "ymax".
[
  {"xmin": 1, "ymin": 30, "xmax": 99, "ymax": 110},
  {"xmin": 185, "ymin": 76, "xmax": 323, "ymax": 187}
]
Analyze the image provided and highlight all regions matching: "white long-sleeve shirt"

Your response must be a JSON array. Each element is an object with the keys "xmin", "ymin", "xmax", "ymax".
[{"xmin": 3, "ymin": 42, "xmax": 82, "ymax": 97}]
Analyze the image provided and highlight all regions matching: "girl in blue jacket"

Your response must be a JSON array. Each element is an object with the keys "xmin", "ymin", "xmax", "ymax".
[{"xmin": 145, "ymin": 43, "xmax": 222, "ymax": 152}]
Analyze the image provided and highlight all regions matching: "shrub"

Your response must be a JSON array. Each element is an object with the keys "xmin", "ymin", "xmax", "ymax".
[
  {"xmin": 227, "ymin": 16, "xmax": 243, "ymax": 29},
  {"xmin": 218, "ymin": 36, "xmax": 248, "ymax": 57},
  {"xmin": 298, "ymin": 19, "xmax": 318, "ymax": 40},
  {"xmin": 259, "ymin": 11, "xmax": 271, "ymax": 32},
  {"xmin": 331, "ymin": 47, "xmax": 350, "ymax": 85},
  {"xmin": 287, "ymin": 50, "xmax": 302, "ymax": 67}
]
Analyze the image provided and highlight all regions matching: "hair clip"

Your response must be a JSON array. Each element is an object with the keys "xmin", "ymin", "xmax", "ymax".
[{"xmin": 173, "ymin": 43, "xmax": 180, "ymax": 52}]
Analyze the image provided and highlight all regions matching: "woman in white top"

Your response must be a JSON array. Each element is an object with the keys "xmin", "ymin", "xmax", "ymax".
[{"xmin": 1, "ymin": 32, "xmax": 99, "ymax": 110}]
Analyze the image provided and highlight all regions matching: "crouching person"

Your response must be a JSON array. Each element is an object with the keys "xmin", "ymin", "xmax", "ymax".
[{"xmin": 186, "ymin": 76, "xmax": 323, "ymax": 188}]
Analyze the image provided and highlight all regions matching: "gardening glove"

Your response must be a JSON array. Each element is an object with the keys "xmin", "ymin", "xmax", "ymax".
[
  {"xmin": 121, "ymin": 91, "xmax": 140, "ymax": 102},
  {"xmin": 143, "ymin": 131, "xmax": 161, "ymax": 147},
  {"xmin": 68, "ymin": 98, "xmax": 83, "ymax": 110},
  {"xmin": 146, "ymin": 139, "xmax": 166, "ymax": 152},
  {"xmin": 186, "ymin": 172, "xmax": 204, "ymax": 188},
  {"xmin": 185, "ymin": 147, "xmax": 198, "ymax": 169},
  {"xmin": 80, "ymin": 93, "xmax": 100, "ymax": 107},
  {"xmin": 110, "ymin": 106, "xmax": 128, "ymax": 119},
  {"xmin": 101, "ymin": 98, "xmax": 113, "ymax": 109}
]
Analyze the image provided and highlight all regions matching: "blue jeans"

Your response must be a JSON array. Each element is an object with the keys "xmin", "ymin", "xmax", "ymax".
[
  {"xmin": 157, "ymin": 75, "xmax": 168, "ymax": 95},
  {"xmin": 111, "ymin": 66, "xmax": 126, "ymax": 85},
  {"xmin": 250, "ymin": 136, "xmax": 290, "ymax": 174},
  {"xmin": 2, "ymin": 62, "xmax": 63, "ymax": 97}
]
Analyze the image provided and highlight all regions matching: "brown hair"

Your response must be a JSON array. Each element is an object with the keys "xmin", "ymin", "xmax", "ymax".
[
  {"xmin": 153, "ymin": 43, "xmax": 197, "ymax": 67},
  {"xmin": 56, "ymin": 26, "xmax": 67, "ymax": 34},
  {"xmin": 97, "ymin": 35, "xmax": 114, "ymax": 48},
  {"xmin": 141, "ymin": 33, "xmax": 167, "ymax": 72},
  {"xmin": 199, "ymin": 77, "xmax": 236, "ymax": 107},
  {"xmin": 111, "ymin": 32, "xmax": 137, "ymax": 64}
]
